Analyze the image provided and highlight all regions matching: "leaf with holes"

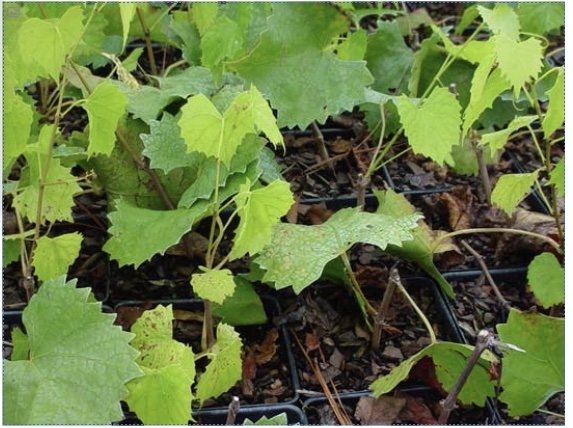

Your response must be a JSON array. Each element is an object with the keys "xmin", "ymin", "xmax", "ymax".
[
  {"xmin": 497, "ymin": 309, "xmax": 564, "ymax": 416},
  {"xmin": 255, "ymin": 207, "xmax": 420, "ymax": 293},
  {"xmin": 191, "ymin": 267, "xmax": 236, "ymax": 304},
  {"xmin": 126, "ymin": 305, "xmax": 196, "ymax": 425},
  {"xmin": 3, "ymin": 277, "xmax": 142, "ymax": 424},
  {"xmin": 195, "ymin": 323, "xmax": 242, "ymax": 405}
]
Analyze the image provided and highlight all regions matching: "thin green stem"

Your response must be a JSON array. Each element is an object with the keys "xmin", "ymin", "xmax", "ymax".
[
  {"xmin": 365, "ymin": 103, "xmax": 387, "ymax": 178},
  {"xmin": 436, "ymin": 228, "xmax": 563, "ymax": 255},
  {"xmin": 339, "ymin": 251, "xmax": 377, "ymax": 322}
]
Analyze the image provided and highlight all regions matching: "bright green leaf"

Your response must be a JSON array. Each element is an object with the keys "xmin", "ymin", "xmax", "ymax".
[
  {"xmin": 371, "ymin": 342, "xmax": 495, "ymax": 406},
  {"xmin": 3, "ymin": 277, "xmax": 142, "ymax": 424},
  {"xmin": 3, "ymin": 91, "xmax": 34, "ymax": 170},
  {"xmin": 195, "ymin": 323, "xmax": 242, "ymax": 405},
  {"xmin": 191, "ymin": 268, "xmax": 236, "ymax": 304},
  {"xmin": 244, "ymin": 412, "xmax": 289, "ymax": 425},
  {"xmin": 479, "ymin": 115, "xmax": 537, "ymax": 152},
  {"xmin": 234, "ymin": 3, "xmax": 373, "ymax": 128},
  {"xmin": 9, "ymin": 327, "xmax": 29, "ymax": 361},
  {"xmin": 397, "ymin": 87, "xmax": 461, "ymax": 165},
  {"xmin": 338, "ymin": 28, "xmax": 368, "ymax": 61},
  {"xmin": 126, "ymin": 305, "xmax": 196, "ymax": 425},
  {"xmin": 543, "ymin": 67, "xmax": 564, "ymax": 139},
  {"xmin": 3, "ymin": 238, "xmax": 21, "ymax": 267},
  {"xmin": 230, "ymin": 179, "xmax": 293, "ymax": 260},
  {"xmin": 548, "ymin": 157, "xmax": 564, "ymax": 197},
  {"xmin": 497, "ymin": 309, "xmax": 564, "ymax": 416},
  {"xmin": 103, "ymin": 199, "xmax": 209, "ymax": 268},
  {"xmin": 365, "ymin": 21, "xmax": 413, "ymax": 94},
  {"xmin": 18, "ymin": 6, "xmax": 84, "ymax": 80},
  {"xmin": 527, "ymin": 253, "xmax": 564, "ymax": 308},
  {"xmin": 212, "ymin": 276, "xmax": 267, "ymax": 326},
  {"xmin": 478, "ymin": 4, "xmax": 520, "ymax": 40},
  {"xmin": 193, "ymin": 3, "xmax": 218, "ymax": 35},
  {"xmin": 517, "ymin": 3, "xmax": 564, "ymax": 36},
  {"xmin": 201, "ymin": 15, "xmax": 243, "ymax": 70},
  {"xmin": 119, "ymin": 4, "xmax": 137, "ymax": 50},
  {"xmin": 374, "ymin": 189, "xmax": 454, "ymax": 297},
  {"xmin": 14, "ymin": 157, "xmax": 83, "ymax": 225},
  {"xmin": 491, "ymin": 171, "xmax": 538, "ymax": 215},
  {"xmin": 83, "ymin": 81, "xmax": 128, "ymax": 157},
  {"xmin": 32, "ymin": 233, "xmax": 83, "ymax": 282},
  {"xmin": 493, "ymin": 35, "xmax": 543, "ymax": 99},
  {"xmin": 256, "ymin": 208, "xmax": 420, "ymax": 293}
]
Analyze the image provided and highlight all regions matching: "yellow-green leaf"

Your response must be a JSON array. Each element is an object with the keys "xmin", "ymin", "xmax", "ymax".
[
  {"xmin": 542, "ymin": 67, "xmax": 564, "ymax": 139},
  {"xmin": 491, "ymin": 171, "xmax": 538, "ymax": 215},
  {"xmin": 527, "ymin": 253, "xmax": 564, "ymax": 308},
  {"xmin": 32, "ymin": 233, "xmax": 83, "ymax": 281},
  {"xmin": 190, "ymin": 268, "xmax": 236, "ymax": 304}
]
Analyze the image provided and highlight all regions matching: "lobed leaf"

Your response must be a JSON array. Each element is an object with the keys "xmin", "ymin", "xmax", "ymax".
[
  {"xmin": 230, "ymin": 179, "xmax": 294, "ymax": 260},
  {"xmin": 103, "ymin": 199, "xmax": 210, "ymax": 268},
  {"xmin": 542, "ymin": 67, "xmax": 564, "ymax": 139},
  {"xmin": 497, "ymin": 309, "xmax": 564, "ymax": 416},
  {"xmin": 548, "ymin": 157, "xmax": 564, "ymax": 197},
  {"xmin": 479, "ymin": 115, "xmax": 537, "ymax": 152},
  {"xmin": 397, "ymin": 87, "xmax": 461, "ymax": 166},
  {"xmin": 478, "ymin": 4, "xmax": 520, "ymax": 40},
  {"xmin": 517, "ymin": 3, "xmax": 564, "ymax": 36},
  {"xmin": 256, "ymin": 208, "xmax": 420, "ymax": 293},
  {"xmin": 32, "ymin": 233, "xmax": 83, "ymax": 282},
  {"xmin": 3, "ymin": 277, "xmax": 142, "ymax": 424},
  {"xmin": 126, "ymin": 305, "xmax": 196, "ymax": 425},
  {"xmin": 527, "ymin": 253, "xmax": 564, "ymax": 308},
  {"xmin": 195, "ymin": 323, "xmax": 243, "ymax": 405}
]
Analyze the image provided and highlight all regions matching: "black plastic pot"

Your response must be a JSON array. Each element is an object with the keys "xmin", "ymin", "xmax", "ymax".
[
  {"xmin": 113, "ymin": 294, "xmax": 301, "ymax": 411},
  {"xmin": 117, "ymin": 402, "xmax": 306, "ymax": 425},
  {"xmin": 302, "ymin": 385, "xmax": 500, "ymax": 425}
]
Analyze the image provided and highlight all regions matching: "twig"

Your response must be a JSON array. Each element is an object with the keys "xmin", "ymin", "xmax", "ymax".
[
  {"xmin": 460, "ymin": 240, "xmax": 511, "ymax": 311},
  {"xmin": 291, "ymin": 330, "xmax": 353, "ymax": 425},
  {"xmin": 371, "ymin": 270, "xmax": 398, "ymax": 351},
  {"xmin": 356, "ymin": 173, "xmax": 369, "ymax": 210},
  {"xmin": 136, "ymin": 6, "xmax": 159, "ymax": 76},
  {"xmin": 475, "ymin": 145, "xmax": 492, "ymax": 205},
  {"xmin": 225, "ymin": 396, "xmax": 240, "ymax": 425},
  {"xmin": 310, "ymin": 121, "xmax": 334, "ymax": 174}
]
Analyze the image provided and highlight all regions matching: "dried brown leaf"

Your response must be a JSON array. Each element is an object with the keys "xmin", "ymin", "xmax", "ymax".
[
  {"xmin": 254, "ymin": 328, "xmax": 279, "ymax": 365},
  {"xmin": 396, "ymin": 391, "xmax": 438, "ymax": 425},
  {"xmin": 354, "ymin": 395, "xmax": 406, "ymax": 425}
]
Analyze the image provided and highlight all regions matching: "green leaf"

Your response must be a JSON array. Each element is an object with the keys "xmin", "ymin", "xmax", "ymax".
[
  {"xmin": 497, "ymin": 309, "xmax": 564, "ymax": 416},
  {"xmin": 191, "ymin": 267, "xmax": 236, "ymax": 304},
  {"xmin": 478, "ymin": 4, "xmax": 520, "ymax": 40},
  {"xmin": 374, "ymin": 189, "xmax": 454, "ymax": 298},
  {"xmin": 365, "ymin": 21, "xmax": 413, "ymax": 94},
  {"xmin": 517, "ymin": 3, "xmax": 564, "ymax": 36},
  {"xmin": 32, "ymin": 233, "xmax": 83, "ymax": 282},
  {"xmin": 479, "ymin": 115, "xmax": 537, "ymax": 152},
  {"xmin": 193, "ymin": 3, "xmax": 218, "ymax": 35},
  {"xmin": 337, "ymin": 28, "xmax": 367, "ymax": 61},
  {"xmin": 493, "ymin": 35, "xmax": 543, "ymax": 99},
  {"xmin": 548, "ymin": 157, "xmax": 564, "ymax": 197},
  {"xmin": 3, "ymin": 277, "xmax": 142, "ymax": 424},
  {"xmin": 83, "ymin": 81, "xmax": 128, "ymax": 157},
  {"xmin": 3, "ymin": 91, "xmax": 34, "ymax": 170},
  {"xmin": 463, "ymin": 68, "xmax": 511, "ymax": 136},
  {"xmin": 10, "ymin": 327, "xmax": 30, "ymax": 361},
  {"xmin": 126, "ymin": 305, "xmax": 196, "ymax": 425},
  {"xmin": 18, "ymin": 6, "xmax": 84, "ymax": 80},
  {"xmin": 397, "ymin": 87, "xmax": 461, "ymax": 165},
  {"xmin": 14, "ymin": 157, "xmax": 83, "ymax": 225},
  {"xmin": 230, "ymin": 179, "xmax": 293, "ymax": 259},
  {"xmin": 179, "ymin": 86, "xmax": 282, "ymax": 167},
  {"xmin": 212, "ymin": 276, "xmax": 267, "ymax": 326},
  {"xmin": 371, "ymin": 342, "xmax": 495, "ymax": 406},
  {"xmin": 103, "ymin": 199, "xmax": 209, "ymax": 268},
  {"xmin": 234, "ymin": 3, "xmax": 373, "ymax": 128},
  {"xmin": 2, "ymin": 237, "xmax": 21, "ymax": 267},
  {"xmin": 256, "ymin": 208, "xmax": 420, "ymax": 293},
  {"xmin": 195, "ymin": 323, "xmax": 242, "ymax": 405},
  {"xmin": 244, "ymin": 412, "xmax": 289, "ymax": 425},
  {"xmin": 201, "ymin": 15, "xmax": 243, "ymax": 70},
  {"xmin": 542, "ymin": 67, "xmax": 564, "ymax": 139},
  {"xmin": 119, "ymin": 4, "xmax": 137, "ymax": 50},
  {"xmin": 141, "ymin": 113, "xmax": 202, "ymax": 174},
  {"xmin": 491, "ymin": 171, "xmax": 538, "ymax": 215},
  {"xmin": 527, "ymin": 253, "xmax": 564, "ymax": 308}
]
